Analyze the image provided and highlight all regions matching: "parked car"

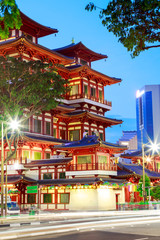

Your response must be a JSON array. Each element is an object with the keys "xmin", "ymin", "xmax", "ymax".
[{"xmin": 0, "ymin": 201, "xmax": 20, "ymax": 216}]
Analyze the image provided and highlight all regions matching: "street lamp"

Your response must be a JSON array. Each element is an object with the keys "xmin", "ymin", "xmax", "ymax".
[
  {"xmin": 142, "ymin": 142, "xmax": 159, "ymax": 202},
  {"xmin": 1, "ymin": 119, "xmax": 20, "ymax": 217}
]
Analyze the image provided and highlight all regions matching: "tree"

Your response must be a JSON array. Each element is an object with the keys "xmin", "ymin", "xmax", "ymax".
[
  {"xmin": 0, "ymin": 0, "xmax": 22, "ymax": 39},
  {"xmin": 86, "ymin": 1, "xmax": 160, "ymax": 57},
  {"xmin": 137, "ymin": 174, "xmax": 151, "ymax": 199},
  {"xmin": 152, "ymin": 186, "xmax": 160, "ymax": 201},
  {"xmin": 0, "ymin": 56, "xmax": 69, "ymax": 161}
]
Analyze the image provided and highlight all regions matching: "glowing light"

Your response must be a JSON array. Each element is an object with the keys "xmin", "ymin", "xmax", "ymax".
[
  {"xmin": 150, "ymin": 143, "xmax": 159, "ymax": 152},
  {"xmin": 9, "ymin": 119, "xmax": 19, "ymax": 130},
  {"xmin": 136, "ymin": 90, "xmax": 144, "ymax": 98},
  {"xmin": 146, "ymin": 157, "xmax": 151, "ymax": 162}
]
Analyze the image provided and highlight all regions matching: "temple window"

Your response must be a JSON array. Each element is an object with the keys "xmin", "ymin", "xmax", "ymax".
[
  {"xmin": 84, "ymin": 85, "xmax": 88, "ymax": 95},
  {"xmin": 34, "ymin": 119, "xmax": 41, "ymax": 133},
  {"xmin": 34, "ymin": 152, "xmax": 41, "ymax": 160},
  {"xmin": 46, "ymin": 121, "xmax": 51, "ymax": 135},
  {"xmin": 45, "ymin": 153, "xmax": 50, "ymax": 159},
  {"xmin": 24, "ymin": 32, "xmax": 33, "ymax": 42},
  {"xmin": 70, "ymin": 84, "xmax": 79, "ymax": 95},
  {"xmin": 23, "ymin": 150, "xmax": 30, "ymax": 160},
  {"xmin": 53, "ymin": 128, "xmax": 57, "ymax": 138},
  {"xmin": 77, "ymin": 155, "xmax": 92, "ymax": 164},
  {"xmin": 27, "ymin": 194, "xmax": 36, "ymax": 204},
  {"xmin": 60, "ymin": 193, "xmax": 69, "ymax": 204},
  {"xmin": 80, "ymin": 59, "xmax": 88, "ymax": 65},
  {"xmin": 99, "ymin": 90, "xmax": 102, "ymax": 100},
  {"xmin": 100, "ymin": 133, "xmax": 103, "ymax": 141},
  {"xmin": 91, "ymin": 87, "xmax": 96, "ymax": 97},
  {"xmin": 59, "ymin": 172, "xmax": 65, "ymax": 179},
  {"xmin": 69, "ymin": 130, "xmax": 80, "ymax": 141},
  {"xmin": 60, "ymin": 130, "xmax": 66, "ymax": 140},
  {"xmin": 43, "ymin": 194, "xmax": 52, "ymax": 203},
  {"xmin": 43, "ymin": 173, "xmax": 52, "ymax": 179},
  {"xmin": 98, "ymin": 155, "xmax": 107, "ymax": 164}
]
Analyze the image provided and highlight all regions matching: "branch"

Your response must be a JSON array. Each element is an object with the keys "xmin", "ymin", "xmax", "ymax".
[{"xmin": 143, "ymin": 44, "xmax": 160, "ymax": 50}]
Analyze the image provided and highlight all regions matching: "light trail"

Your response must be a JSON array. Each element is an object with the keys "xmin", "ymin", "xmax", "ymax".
[{"xmin": 0, "ymin": 215, "xmax": 160, "ymax": 239}]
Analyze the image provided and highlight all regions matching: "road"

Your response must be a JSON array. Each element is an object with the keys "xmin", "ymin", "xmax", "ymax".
[{"xmin": 1, "ymin": 212, "xmax": 160, "ymax": 239}]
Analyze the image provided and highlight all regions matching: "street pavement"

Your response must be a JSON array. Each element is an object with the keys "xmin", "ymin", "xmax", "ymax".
[{"xmin": 1, "ymin": 210, "xmax": 160, "ymax": 239}]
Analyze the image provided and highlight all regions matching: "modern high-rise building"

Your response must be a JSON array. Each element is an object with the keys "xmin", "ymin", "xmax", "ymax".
[{"xmin": 136, "ymin": 85, "xmax": 160, "ymax": 149}]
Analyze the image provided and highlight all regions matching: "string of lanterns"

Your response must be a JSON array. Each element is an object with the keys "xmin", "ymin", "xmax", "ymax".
[
  {"xmin": 39, "ymin": 181, "xmax": 135, "ymax": 190},
  {"xmin": 4, "ymin": 181, "xmax": 137, "ymax": 193}
]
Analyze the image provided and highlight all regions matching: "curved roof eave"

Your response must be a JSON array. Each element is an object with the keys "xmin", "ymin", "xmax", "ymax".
[
  {"xmin": 0, "ymin": 36, "xmax": 72, "ymax": 65},
  {"xmin": 20, "ymin": 11, "xmax": 58, "ymax": 37},
  {"xmin": 53, "ymin": 41, "xmax": 108, "ymax": 62},
  {"xmin": 69, "ymin": 65, "xmax": 122, "ymax": 85}
]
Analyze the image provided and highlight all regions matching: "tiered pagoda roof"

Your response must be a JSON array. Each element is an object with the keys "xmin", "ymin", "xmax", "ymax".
[
  {"xmin": 117, "ymin": 162, "xmax": 160, "ymax": 180},
  {"xmin": 67, "ymin": 64, "xmax": 122, "ymax": 86},
  {"xmin": 21, "ymin": 132, "xmax": 69, "ymax": 145},
  {"xmin": 121, "ymin": 148, "xmax": 158, "ymax": 160},
  {"xmin": 24, "ymin": 157, "xmax": 72, "ymax": 168},
  {"xmin": 19, "ymin": 11, "xmax": 58, "ymax": 38},
  {"xmin": 0, "ymin": 36, "xmax": 72, "ymax": 65},
  {"xmin": 63, "ymin": 110, "xmax": 122, "ymax": 127},
  {"xmin": 54, "ymin": 42, "xmax": 107, "ymax": 62},
  {"xmin": 54, "ymin": 135, "xmax": 127, "ymax": 153}
]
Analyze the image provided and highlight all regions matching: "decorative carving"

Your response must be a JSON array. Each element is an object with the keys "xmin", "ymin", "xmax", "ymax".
[
  {"xmin": 0, "ymin": 50, "xmax": 6, "ymax": 57},
  {"xmin": 87, "ymin": 74, "xmax": 94, "ymax": 80},
  {"xmin": 79, "ymin": 67, "xmax": 88, "ymax": 77},
  {"xmin": 17, "ymin": 43, "xmax": 26, "ymax": 54},
  {"xmin": 28, "ymin": 49, "xmax": 37, "ymax": 58}
]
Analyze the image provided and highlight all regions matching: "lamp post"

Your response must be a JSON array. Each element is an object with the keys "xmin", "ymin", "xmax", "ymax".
[
  {"xmin": 142, "ymin": 143, "xmax": 146, "ymax": 202},
  {"xmin": 1, "ymin": 119, "xmax": 19, "ymax": 217},
  {"xmin": 142, "ymin": 142, "xmax": 159, "ymax": 202},
  {"xmin": 1, "ymin": 122, "xmax": 4, "ymax": 217}
]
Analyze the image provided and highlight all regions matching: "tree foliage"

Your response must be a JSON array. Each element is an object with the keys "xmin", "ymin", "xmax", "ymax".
[
  {"xmin": 137, "ymin": 174, "xmax": 151, "ymax": 197},
  {"xmin": 0, "ymin": 0, "xmax": 22, "ymax": 39},
  {"xmin": 0, "ymin": 56, "xmax": 69, "ymax": 162},
  {"xmin": 86, "ymin": 1, "xmax": 160, "ymax": 57},
  {"xmin": 152, "ymin": 186, "xmax": 160, "ymax": 201}
]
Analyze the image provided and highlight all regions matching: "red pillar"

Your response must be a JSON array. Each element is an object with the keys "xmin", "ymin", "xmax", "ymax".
[
  {"xmin": 42, "ymin": 112, "xmax": 45, "ymax": 135},
  {"xmin": 125, "ymin": 186, "xmax": 130, "ymax": 202},
  {"xmin": 38, "ymin": 167, "xmax": 41, "ymax": 180},
  {"xmin": 55, "ymin": 189, "xmax": 58, "ymax": 210},
  {"xmin": 54, "ymin": 166, "xmax": 58, "ymax": 179},
  {"xmin": 51, "ymin": 113, "xmax": 53, "ymax": 136},
  {"xmin": 81, "ymin": 79, "xmax": 83, "ymax": 96}
]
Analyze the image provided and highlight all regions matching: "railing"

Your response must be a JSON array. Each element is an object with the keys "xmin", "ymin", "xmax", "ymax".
[
  {"xmin": 118, "ymin": 202, "xmax": 160, "ymax": 211},
  {"xmin": 66, "ymin": 163, "xmax": 117, "ymax": 171},
  {"xmin": 65, "ymin": 93, "xmax": 112, "ymax": 107}
]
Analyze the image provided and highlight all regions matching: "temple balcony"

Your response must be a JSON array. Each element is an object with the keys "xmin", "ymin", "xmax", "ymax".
[
  {"xmin": 66, "ymin": 163, "xmax": 117, "ymax": 177},
  {"xmin": 62, "ymin": 93, "xmax": 112, "ymax": 110}
]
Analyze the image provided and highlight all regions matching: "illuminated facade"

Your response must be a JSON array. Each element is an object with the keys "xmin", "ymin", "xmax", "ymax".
[{"xmin": 1, "ymin": 12, "xmax": 160, "ymax": 211}]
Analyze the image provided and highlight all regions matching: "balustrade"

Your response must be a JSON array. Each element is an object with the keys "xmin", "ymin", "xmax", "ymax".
[
  {"xmin": 65, "ymin": 93, "xmax": 112, "ymax": 107},
  {"xmin": 66, "ymin": 163, "xmax": 117, "ymax": 171}
]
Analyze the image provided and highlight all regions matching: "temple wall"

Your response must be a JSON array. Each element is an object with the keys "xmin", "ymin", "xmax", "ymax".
[{"xmin": 68, "ymin": 188, "xmax": 125, "ymax": 211}]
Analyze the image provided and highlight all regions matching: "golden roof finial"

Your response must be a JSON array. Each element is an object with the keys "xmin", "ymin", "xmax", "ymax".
[{"xmin": 71, "ymin": 38, "xmax": 75, "ymax": 44}]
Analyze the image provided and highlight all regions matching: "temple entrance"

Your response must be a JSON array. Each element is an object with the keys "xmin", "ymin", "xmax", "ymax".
[{"xmin": 115, "ymin": 193, "xmax": 120, "ymax": 210}]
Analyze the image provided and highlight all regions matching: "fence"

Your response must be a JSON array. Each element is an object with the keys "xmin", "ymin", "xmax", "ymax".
[{"xmin": 118, "ymin": 201, "xmax": 160, "ymax": 210}]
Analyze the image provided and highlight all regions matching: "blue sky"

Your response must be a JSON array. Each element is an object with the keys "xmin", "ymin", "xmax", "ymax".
[{"xmin": 16, "ymin": 0, "xmax": 160, "ymax": 142}]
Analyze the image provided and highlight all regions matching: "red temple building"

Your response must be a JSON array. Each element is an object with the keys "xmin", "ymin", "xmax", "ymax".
[{"xmin": 0, "ymin": 11, "xmax": 160, "ymax": 211}]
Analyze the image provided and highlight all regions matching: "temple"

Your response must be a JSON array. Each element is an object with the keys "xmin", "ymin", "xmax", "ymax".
[{"xmin": 0, "ymin": 11, "xmax": 160, "ymax": 211}]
